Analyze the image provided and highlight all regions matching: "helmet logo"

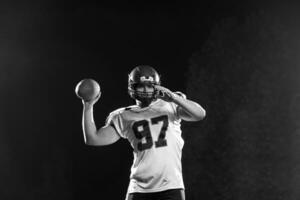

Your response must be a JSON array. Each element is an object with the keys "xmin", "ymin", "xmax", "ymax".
[{"xmin": 140, "ymin": 76, "xmax": 154, "ymax": 82}]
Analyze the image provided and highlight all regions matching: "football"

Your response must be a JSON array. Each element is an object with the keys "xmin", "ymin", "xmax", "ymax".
[{"xmin": 75, "ymin": 78, "xmax": 101, "ymax": 102}]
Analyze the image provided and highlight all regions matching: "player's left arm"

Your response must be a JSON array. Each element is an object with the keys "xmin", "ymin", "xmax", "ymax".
[{"xmin": 155, "ymin": 85, "xmax": 206, "ymax": 121}]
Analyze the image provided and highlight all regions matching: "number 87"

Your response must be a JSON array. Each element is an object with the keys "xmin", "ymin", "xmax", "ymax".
[{"xmin": 132, "ymin": 115, "xmax": 169, "ymax": 151}]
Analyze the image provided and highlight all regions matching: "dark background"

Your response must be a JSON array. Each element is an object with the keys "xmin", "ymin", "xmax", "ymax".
[{"xmin": 1, "ymin": 1, "xmax": 300, "ymax": 200}]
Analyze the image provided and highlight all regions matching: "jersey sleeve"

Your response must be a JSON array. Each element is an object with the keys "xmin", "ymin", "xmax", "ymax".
[{"xmin": 105, "ymin": 109, "xmax": 127, "ymax": 138}]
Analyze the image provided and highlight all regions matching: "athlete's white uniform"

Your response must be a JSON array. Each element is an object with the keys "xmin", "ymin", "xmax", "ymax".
[{"xmin": 106, "ymin": 99, "xmax": 185, "ymax": 193}]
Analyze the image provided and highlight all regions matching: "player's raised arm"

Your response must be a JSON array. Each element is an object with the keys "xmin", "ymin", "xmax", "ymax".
[
  {"xmin": 76, "ymin": 79, "xmax": 120, "ymax": 146},
  {"xmin": 155, "ymin": 85, "xmax": 206, "ymax": 122},
  {"xmin": 82, "ymin": 101, "xmax": 120, "ymax": 146},
  {"xmin": 173, "ymin": 94, "xmax": 206, "ymax": 121}
]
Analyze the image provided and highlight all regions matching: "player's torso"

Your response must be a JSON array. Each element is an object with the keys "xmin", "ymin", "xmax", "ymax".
[
  {"xmin": 109, "ymin": 100, "xmax": 184, "ymax": 192},
  {"xmin": 118, "ymin": 100, "xmax": 185, "ymax": 192},
  {"xmin": 120, "ymin": 100, "xmax": 183, "ymax": 153}
]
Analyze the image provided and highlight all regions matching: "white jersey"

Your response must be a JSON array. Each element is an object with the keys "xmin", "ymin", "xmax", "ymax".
[{"xmin": 105, "ymin": 99, "xmax": 185, "ymax": 193}]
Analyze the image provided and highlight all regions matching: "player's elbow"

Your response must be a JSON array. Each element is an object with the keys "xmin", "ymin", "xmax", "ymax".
[
  {"xmin": 84, "ymin": 133, "xmax": 120, "ymax": 146},
  {"xmin": 194, "ymin": 108, "xmax": 206, "ymax": 121},
  {"xmin": 84, "ymin": 135, "xmax": 104, "ymax": 146},
  {"xmin": 84, "ymin": 138, "xmax": 98, "ymax": 146},
  {"xmin": 85, "ymin": 137, "xmax": 111, "ymax": 146}
]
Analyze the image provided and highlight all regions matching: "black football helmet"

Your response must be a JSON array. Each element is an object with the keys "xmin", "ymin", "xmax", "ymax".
[{"xmin": 128, "ymin": 65, "xmax": 161, "ymax": 102}]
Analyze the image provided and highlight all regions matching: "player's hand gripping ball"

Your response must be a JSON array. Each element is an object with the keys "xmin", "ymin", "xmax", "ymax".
[{"xmin": 75, "ymin": 79, "xmax": 101, "ymax": 102}]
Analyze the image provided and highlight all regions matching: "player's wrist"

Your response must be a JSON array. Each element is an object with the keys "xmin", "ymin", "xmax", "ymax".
[
  {"xmin": 172, "ymin": 93, "xmax": 183, "ymax": 104},
  {"xmin": 170, "ymin": 92, "xmax": 177, "ymax": 101},
  {"xmin": 83, "ymin": 101, "xmax": 94, "ymax": 109}
]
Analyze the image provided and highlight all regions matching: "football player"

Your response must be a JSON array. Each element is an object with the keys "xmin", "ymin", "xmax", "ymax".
[{"xmin": 81, "ymin": 65, "xmax": 206, "ymax": 200}]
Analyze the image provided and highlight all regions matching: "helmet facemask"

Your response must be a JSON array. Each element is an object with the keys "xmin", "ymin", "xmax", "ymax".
[{"xmin": 128, "ymin": 82, "xmax": 158, "ymax": 103}]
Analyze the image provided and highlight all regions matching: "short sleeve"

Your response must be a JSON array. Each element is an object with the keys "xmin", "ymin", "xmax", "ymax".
[{"xmin": 105, "ymin": 110, "xmax": 127, "ymax": 138}]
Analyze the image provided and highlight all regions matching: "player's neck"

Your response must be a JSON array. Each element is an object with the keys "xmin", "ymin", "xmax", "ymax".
[
  {"xmin": 136, "ymin": 101, "xmax": 150, "ymax": 108},
  {"xmin": 136, "ymin": 99, "xmax": 157, "ymax": 108}
]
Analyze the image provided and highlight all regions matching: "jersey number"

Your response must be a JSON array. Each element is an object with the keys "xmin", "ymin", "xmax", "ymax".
[{"xmin": 132, "ymin": 115, "xmax": 169, "ymax": 151}]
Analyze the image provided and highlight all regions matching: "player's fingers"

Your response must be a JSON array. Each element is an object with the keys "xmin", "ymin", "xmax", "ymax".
[
  {"xmin": 154, "ymin": 85, "xmax": 166, "ymax": 91},
  {"xmin": 155, "ymin": 85, "xmax": 171, "ymax": 94},
  {"xmin": 94, "ymin": 92, "xmax": 101, "ymax": 101},
  {"xmin": 158, "ymin": 90, "xmax": 165, "ymax": 96},
  {"xmin": 156, "ymin": 90, "xmax": 164, "ymax": 99},
  {"xmin": 83, "ymin": 93, "xmax": 101, "ymax": 105}
]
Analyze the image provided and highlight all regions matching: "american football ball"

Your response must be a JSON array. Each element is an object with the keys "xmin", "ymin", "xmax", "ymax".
[{"xmin": 75, "ymin": 78, "xmax": 101, "ymax": 102}]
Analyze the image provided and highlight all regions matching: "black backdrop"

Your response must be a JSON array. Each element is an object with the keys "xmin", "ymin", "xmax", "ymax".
[{"xmin": 0, "ymin": 1, "xmax": 299, "ymax": 200}]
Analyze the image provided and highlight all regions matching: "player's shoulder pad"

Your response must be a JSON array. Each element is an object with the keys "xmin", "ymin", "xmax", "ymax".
[
  {"xmin": 125, "ymin": 106, "xmax": 133, "ymax": 111},
  {"xmin": 174, "ymin": 91, "xmax": 187, "ymax": 99},
  {"xmin": 108, "ymin": 105, "xmax": 134, "ymax": 116},
  {"xmin": 108, "ymin": 107, "xmax": 126, "ymax": 117}
]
